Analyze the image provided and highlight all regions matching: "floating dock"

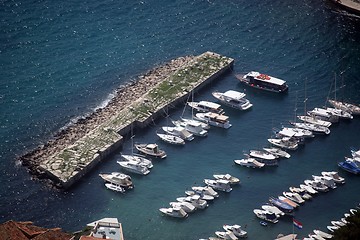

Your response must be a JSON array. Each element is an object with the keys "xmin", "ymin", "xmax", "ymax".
[{"xmin": 34, "ymin": 51, "xmax": 234, "ymax": 189}]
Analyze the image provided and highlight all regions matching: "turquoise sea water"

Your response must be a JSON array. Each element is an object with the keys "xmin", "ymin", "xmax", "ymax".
[{"xmin": 1, "ymin": 0, "xmax": 360, "ymax": 239}]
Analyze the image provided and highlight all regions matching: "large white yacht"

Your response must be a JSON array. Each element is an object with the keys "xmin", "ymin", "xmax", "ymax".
[
  {"xmin": 172, "ymin": 119, "xmax": 208, "ymax": 137},
  {"xmin": 263, "ymin": 147, "xmax": 291, "ymax": 159},
  {"xmin": 234, "ymin": 158, "xmax": 265, "ymax": 168},
  {"xmin": 321, "ymin": 171, "xmax": 345, "ymax": 184},
  {"xmin": 162, "ymin": 126, "xmax": 194, "ymax": 141},
  {"xmin": 253, "ymin": 209, "xmax": 279, "ymax": 223},
  {"xmin": 212, "ymin": 90, "xmax": 253, "ymax": 110},
  {"xmin": 223, "ymin": 224, "xmax": 248, "ymax": 238},
  {"xmin": 213, "ymin": 174, "xmax": 240, "ymax": 184},
  {"xmin": 99, "ymin": 172, "xmax": 133, "ymax": 189},
  {"xmin": 195, "ymin": 112, "xmax": 232, "ymax": 129},
  {"xmin": 290, "ymin": 121, "xmax": 330, "ymax": 135},
  {"xmin": 238, "ymin": 71, "xmax": 288, "ymax": 93},
  {"xmin": 176, "ymin": 195, "xmax": 208, "ymax": 209},
  {"xmin": 204, "ymin": 179, "xmax": 232, "ymax": 192},
  {"xmin": 117, "ymin": 160, "xmax": 150, "ymax": 175},
  {"xmin": 187, "ymin": 100, "xmax": 224, "ymax": 114},
  {"xmin": 121, "ymin": 153, "xmax": 153, "ymax": 169},
  {"xmin": 249, "ymin": 150, "xmax": 277, "ymax": 160},
  {"xmin": 307, "ymin": 107, "xmax": 339, "ymax": 123},
  {"xmin": 191, "ymin": 186, "xmax": 219, "ymax": 198},
  {"xmin": 267, "ymin": 138, "xmax": 298, "ymax": 150},
  {"xmin": 134, "ymin": 143, "xmax": 167, "ymax": 158},
  {"xmin": 297, "ymin": 115, "xmax": 332, "ymax": 127},
  {"xmin": 159, "ymin": 206, "xmax": 188, "ymax": 218},
  {"xmin": 169, "ymin": 201, "xmax": 196, "ymax": 213}
]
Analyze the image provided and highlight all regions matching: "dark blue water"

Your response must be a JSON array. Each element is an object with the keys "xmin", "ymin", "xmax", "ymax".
[{"xmin": 1, "ymin": 0, "xmax": 360, "ymax": 239}]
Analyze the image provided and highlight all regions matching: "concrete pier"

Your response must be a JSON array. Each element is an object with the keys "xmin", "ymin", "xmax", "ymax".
[{"xmin": 24, "ymin": 51, "xmax": 234, "ymax": 189}]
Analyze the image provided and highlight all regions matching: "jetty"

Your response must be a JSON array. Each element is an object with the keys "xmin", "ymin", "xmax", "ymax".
[{"xmin": 20, "ymin": 51, "xmax": 234, "ymax": 189}]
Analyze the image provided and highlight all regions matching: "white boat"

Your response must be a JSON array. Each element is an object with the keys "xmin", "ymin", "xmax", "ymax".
[
  {"xmin": 304, "ymin": 179, "xmax": 329, "ymax": 192},
  {"xmin": 249, "ymin": 150, "xmax": 277, "ymax": 160},
  {"xmin": 313, "ymin": 230, "xmax": 333, "ymax": 239},
  {"xmin": 253, "ymin": 209, "xmax": 279, "ymax": 223},
  {"xmin": 328, "ymin": 99, "xmax": 360, "ymax": 115},
  {"xmin": 156, "ymin": 133, "xmax": 185, "ymax": 145},
  {"xmin": 289, "ymin": 186, "xmax": 312, "ymax": 200},
  {"xmin": 180, "ymin": 117, "xmax": 210, "ymax": 129},
  {"xmin": 290, "ymin": 121, "xmax": 330, "ymax": 135},
  {"xmin": 307, "ymin": 108, "xmax": 339, "ymax": 123},
  {"xmin": 312, "ymin": 175, "xmax": 337, "ymax": 189},
  {"xmin": 309, "ymin": 233, "xmax": 326, "ymax": 240},
  {"xmin": 162, "ymin": 126, "xmax": 194, "ymax": 141},
  {"xmin": 121, "ymin": 153, "xmax": 153, "ymax": 169},
  {"xmin": 289, "ymin": 186, "xmax": 305, "ymax": 193},
  {"xmin": 331, "ymin": 220, "xmax": 346, "ymax": 227},
  {"xmin": 327, "ymin": 225, "xmax": 339, "ymax": 232},
  {"xmin": 267, "ymin": 138, "xmax": 298, "ymax": 150},
  {"xmin": 215, "ymin": 231, "xmax": 239, "ymax": 240},
  {"xmin": 187, "ymin": 101, "xmax": 224, "ymax": 114},
  {"xmin": 234, "ymin": 158, "xmax": 265, "ymax": 168},
  {"xmin": 159, "ymin": 206, "xmax": 188, "ymax": 218},
  {"xmin": 117, "ymin": 160, "xmax": 150, "ymax": 175},
  {"xmin": 213, "ymin": 174, "xmax": 240, "ymax": 184},
  {"xmin": 321, "ymin": 171, "xmax": 345, "ymax": 184},
  {"xmin": 276, "ymin": 127, "xmax": 314, "ymax": 138},
  {"xmin": 223, "ymin": 224, "xmax": 247, "ymax": 238},
  {"xmin": 176, "ymin": 195, "xmax": 208, "ymax": 209},
  {"xmin": 192, "ymin": 186, "xmax": 219, "ymax": 198},
  {"xmin": 261, "ymin": 205, "xmax": 285, "ymax": 217},
  {"xmin": 105, "ymin": 183, "xmax": 125, "ymax": 193},
  {"xmin": 325, "ymin": 107, "xmax": 353, "ymax": 119},
  {"xmin": 195, "ymin": 112, "xmax": 232, "ymax": 129},
  {"xmin": 99, "ymin": 172, "xmax": 133, "ymax": 189},
  {"xmin": 351, "ymin": 148, "xmax": 360, "ymax": 158},
  {"xmin": 238, "ymin": 71, "xmax": 288, "ymax": 93},
  {"xmin": 204, "ymin": 179, "xmax": 232, "ymax": 192},
  {"xmin": 134, "ymin": 143, "xmax": 167, "ymax": 158},
  {"xmin": 263, "ymin": 147, "xmax": 291, "ymax": 158},
  {"xmin": 297, "ymin": 115, "xmax": 332, "ymax": 127},
  {"xmin": 299, "ymin": 184, "xmax": 318, "ymax": 194},
  {"xmin": 184, "ymin": 191, "xmax": 214, "ymax": 201},
  {"xmin": 169, "ymin": 201, "xmax": 196, "ymax": 213},
  {"xmin": 171, "ymin": 119, "xmax": 208, "ymax": 137},
  {"xmin": 282, "ymin": 192, "xmax": 305, "ymax": 204},
  {"xmin": 212, "ymin": 90, "xmax": 253, "ymax": 110}
]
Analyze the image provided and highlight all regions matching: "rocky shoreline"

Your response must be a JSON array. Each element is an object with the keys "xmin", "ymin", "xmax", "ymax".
[{"xmin": 19, "ymin": 55, "xmax": 195, "ymax": 180}]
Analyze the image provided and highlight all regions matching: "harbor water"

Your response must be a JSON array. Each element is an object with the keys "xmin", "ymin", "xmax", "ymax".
[{"xmin": 1, "ymin": 0, "xmax": 360, "ymax": 239}]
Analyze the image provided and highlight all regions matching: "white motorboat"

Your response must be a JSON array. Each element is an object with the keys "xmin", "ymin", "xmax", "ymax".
[
  {"xmin": 282, "ymin": 192, "xmax": 305, "ymax": 204},
  {"xmin": 321, "ymin": 171, "xmax": 345, "ymax": 184},
  {"xmin": 312, "ymin": 175, "xmax": 337, "ymax": 189},
  {"xmin": 351, "ymin": 148, "xmax": 360, "ymax": 158},
  {"xmin": 192, "ymin": 186, "xmax": 219, "ymax": 197},
  {"xmin": 289, "ymin": 187, "xmax": 312, "ymax": 200},
  {"xmin": 328, "ymin": 99, "xmax": 360, "ymax": 115},
  {"xmin": 176, "ymin": 195, "xmax": 208, "ymax": 209},
  {"xmin": 276, "ymin": 127, "xmax": 314, "ymax": 138},
  {"xmin": 223, "ymin": 224, "xmax": 247, "ymax": 238},
  {"xmin": 327, "ymin": 225, "xmax": 339, "ymax": 232},
  {"xmin": 185, "ymin": 191, "xmax": 214, "ymax": 201},
  {"xmin": 162, "ymin": 126, "xmax": 194, "ymax": 141},
  {"xmin": 99, "ymin": 172, "xmax": 133, "ymax": 189},
  {"xmin": 261, "ymin": 205, "xmax": 285, "ymax": 217},
  {"xmin": 134, "ymin": 143, "xmax": 167, "ymax": 158},
  {"xmin": 331, "ymin": 220, "xmax": 346, "ymax": 227},
  {"xmin": 105, "ymin": 183, "xmax": 125, "ymax": 193},
  {"xmin": 278, "ymin": 196, "xmax": 299, "ymax": 208},
  {"xmin": 249, "ymin": 150, "xmax": 277, "ymax": 160},
  {"xmin": 171, "ymin": 119, "xmax": 208, "ymax": 137},
  {"xmin": 156, "ymin": 132, "xmax": 185, "ymax": 145},
  {"xmin": 117, "ymin": 160, "xmax": 150, "ymax": 175},
  {"xmin": 313, "ymin": 230, "xmax": 333, "ymax": 239},
  {"xmin": 290, "ymin": 121, "xmax": 330, "ymax": 135},
  {"xmin": 213, "ymin": 174, "xmax": 240, "ymax": 184},
  {"xmin": 121, "ymin": 153, "xmax": 153, "ymax": 169},
  {"xmin": 234, "ymin": 158, "xmax": 265, "ymax": 168},
  {"xmin": 309, "ymin": 233, "xmax": 326, "ymax": 240},
  {"xmin": 215, "ymin": 231, "xmax": 238, "ymax": 240},
  {"xmin": 169, "ymin": 201, "xmax": 196, "ymax": 213},
  {"xmin": 267, "ymin": 138, "xmax": 298, "ymax": 150},
  {"xmin": 263, "ymin": 147, "xmax": 291, "ymax": 159},
  {"xmin": 187, "ymin": 100, "xmax": 224, "ymax": 114},
  {"xmin": 299, "ymin": 184, "xmax": 318, "ymax": 195},
  {"xmin": 253, "ymin": 209, "xmax": 279, "ymax": 223},
  {"xmin": 307, "ymin": 108, "xmax": 339, "ymax": 123},
  {"xmin": 159, "ymin": 206, "xmax": 188, "ymax": 218},
  {"xmin": 325, "ymin": 107, "xmax": 353, "ymax": 119},
  {"xmin": 304, "ymin": 179, "xmax": 329, "ymax": 192},
  {"xmin": 212, "ymin": 90, "xmax": 253, "ymax": 110},
  {"xmin": 180, "ymin": 117, "xmax": 210, "ymax": 129},
  {"xmin": 297, "ymin": 115, "xmax": 332, "ymax": 127},
  {"xmin": 195, "ymin": 112, "xmax": 232, "ymax": 129},
  {"xmin": 289, "ymin": 186, "xmax": 305, "ymax": 193},
  {"xmin": 204, "ymin": 179, "xmax": 232, "ymax": 192},
  {"xmin": 238, "ymin": 71, "xmax": 288, "ymax": 93}
]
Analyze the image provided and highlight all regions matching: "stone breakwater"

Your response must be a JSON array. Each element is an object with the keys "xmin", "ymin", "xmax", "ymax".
[{"xmin": 19, "ymin": 51, "xmax": 234, "ymax": 189}]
